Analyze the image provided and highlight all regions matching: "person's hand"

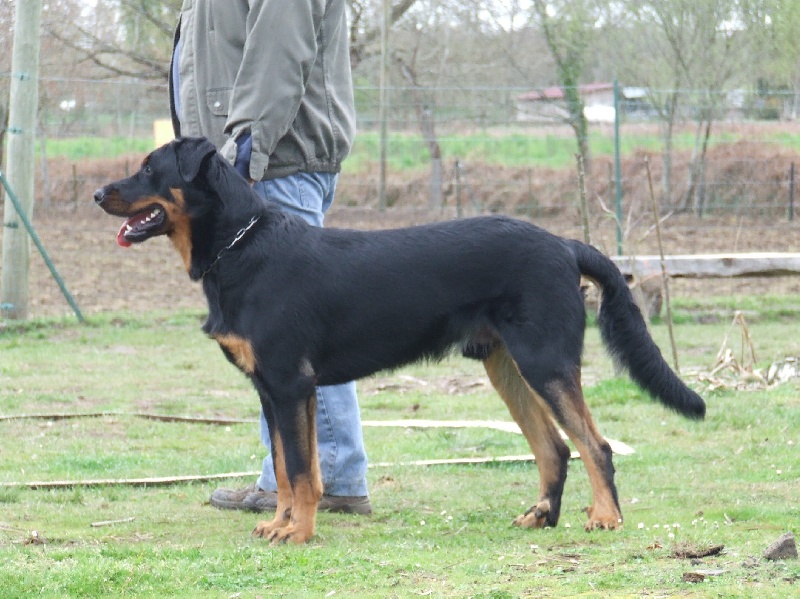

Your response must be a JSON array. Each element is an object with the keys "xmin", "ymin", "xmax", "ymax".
[{"xmin": 234, "ymin": 133, "xmax": 252, "ymax": 181}]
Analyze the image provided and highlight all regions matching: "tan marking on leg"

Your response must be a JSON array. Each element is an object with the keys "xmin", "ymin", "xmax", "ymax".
[
  {"xmin": 255, "ymin": 392, "xmax": 322, "ymax": 545},
  {"xmin": 213, "ymin": 334, "xmax": 256, "ymax": 374},
  {"xmin": 484, "ymin": 346, "xmax": 569, "ymax": 528},
  {"xmin": 253, "ymin": 430, "xmax": 293, "ymax": 539},
  {"xmin": 545, "ymin": 375, "xmax": 622, "ymax": 531}
]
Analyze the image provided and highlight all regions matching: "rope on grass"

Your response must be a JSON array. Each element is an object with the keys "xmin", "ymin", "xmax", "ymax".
[
  {"xmin": 0, "ymin": 411, "xmax": 256, "ymax": 425},
  {"xmin": 0, "ymin": 411, "xmax": 635, "ymax": 453},
  {"xmin": 0, "ymin": 413, "xmax": 634, "ymax": 490}
]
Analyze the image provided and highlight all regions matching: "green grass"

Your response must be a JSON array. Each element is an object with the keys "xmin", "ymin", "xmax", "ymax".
[
  {"xmin": 40, "ymin": 136, "xmax": 156, "ymax": 160},
  {"xmin": 341, "ymin": 129, "xmax": 772, "ymax": 173},
  {"xmin": 37, "ymin": 126, "xmax": 795, "ymax": 171},
  {"xmin": 1, "ymin": 303, "xmax": 798, "ymax": 597}
]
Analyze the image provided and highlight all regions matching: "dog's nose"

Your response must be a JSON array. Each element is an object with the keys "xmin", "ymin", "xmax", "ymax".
[{"xmin": 93, "ymin": 188, "xmax": 106, "ymax": 204}]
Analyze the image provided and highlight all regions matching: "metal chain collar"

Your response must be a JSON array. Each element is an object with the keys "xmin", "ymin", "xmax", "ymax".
[{"xmin": 201, "ymin": 215, "xmax": 260, "ymax": 279}]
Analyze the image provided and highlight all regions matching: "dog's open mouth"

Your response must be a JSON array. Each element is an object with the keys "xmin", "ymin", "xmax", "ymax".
[{"xmin": 116, "ymin": 205, "xmax": 166, "ymax": 247}]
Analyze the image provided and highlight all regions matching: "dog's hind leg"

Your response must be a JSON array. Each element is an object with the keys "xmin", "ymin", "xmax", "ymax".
[
  {"xmin": 499, "ymin": 336, "xmax": 623, "ymax": 531},
  {"xmin": 484, "ymin": 345, "xmax": 571, "ymax": 528},
  {"xmin": 251, "ymin": 377, "xmax": 323, "ymax": 545}
]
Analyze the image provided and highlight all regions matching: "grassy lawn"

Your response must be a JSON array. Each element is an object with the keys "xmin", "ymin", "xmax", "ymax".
[
  {"xmin": 37, "ymin": 126, "xmax": 798, "ymax": 171},
  {"xmin": 0, "ymin": 306, "xmax": 798, "ymax": 597}
]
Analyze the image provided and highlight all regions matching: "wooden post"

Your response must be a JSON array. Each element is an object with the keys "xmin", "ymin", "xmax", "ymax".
[
  {"xmin": 1, "ymin": 0, "xmax": 43, "ymax": 320},
  {"xmin": 377, "ymin": 0, "xmax": 390, "ymax": 211},
  {"xmin": 454, "ymin": 159, "xmax": 462, "ymax": 218},
  {"xmin": 71, "ymin": 164, "xmax": 79, "ymax": 210},
  {"xmin": 576, "ymin": 153, "xmax": 591, "ymax": 245},
  {"xmin": 789, "ymin": 162, "xmax": 795, "ymax": 222},
  {"xmin": 645, "ymin": 157, "xmax": 680, "ymax": 372}
]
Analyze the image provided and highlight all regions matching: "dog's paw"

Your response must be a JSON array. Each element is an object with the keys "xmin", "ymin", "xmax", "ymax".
[
  {"xmin": 252, "ymin": 519, "xmax": 280, "ymax": 539},
  {"xmin": 513, "ymin": 499, "xmax": 552, "ymax": 529},
  {"xmin": 253, "ymin": 521, "xmax": 313, "ymax": 545},
  {"xmin": 583, "ymin": 505, "xmax": 623, "ymax": 531}
]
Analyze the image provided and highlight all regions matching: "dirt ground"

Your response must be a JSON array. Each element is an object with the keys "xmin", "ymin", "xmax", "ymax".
[{"xmin": 2, "ymin": 141, "xmax": 799, "ymax": 319}]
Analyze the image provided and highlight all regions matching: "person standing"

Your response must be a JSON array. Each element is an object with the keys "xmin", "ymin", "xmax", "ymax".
[{"xmin": 169, "ymin": 0, "xmax": 370, "ymax": 515}]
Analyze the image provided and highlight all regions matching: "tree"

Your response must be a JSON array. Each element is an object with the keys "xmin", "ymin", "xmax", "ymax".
[
  {"xmin": 391, "ymin": 3, "xmax": 447, "ymax": 209},
  {"xmin": 530, "ymin": 0, "xmax": 602, "ymax": 175},
  {"xmin": 45, "ymin": 0, "xmax": 180, "ymax": 80},
  {"xmin": 606, "ymin": 0, "xmax": 776, "ymax": 211},
  {"xmin": 44, "ymin": 0, "xmax": 421, "ymax": 81},
  {"xmin": 763, "ymin": 0, "xmax": 800, "ymax": 117},
  {"xmin": 349, "ymin": 0, "xmax": 421, "ymax": 69}
]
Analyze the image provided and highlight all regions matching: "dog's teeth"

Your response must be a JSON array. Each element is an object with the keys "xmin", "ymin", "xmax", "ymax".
[{"xmin": 126, "ymin": 225, "xmax": 132, "ymax": 232}]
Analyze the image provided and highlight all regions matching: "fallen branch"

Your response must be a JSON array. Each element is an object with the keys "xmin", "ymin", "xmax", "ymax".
[
  {"xmin": 0, "ymin": 471, "xmax": 261, "ymax": 490},
  {"xmin": 91, "ymin": 517, "xmax": 136, "ymax": 528},
  {"xmin": 0, "ymin": 411, "xmax": 256, "ymax": 425},
  {"xmin": 0, "ymin": 418, "xmax": 635, "ymax": 490}
]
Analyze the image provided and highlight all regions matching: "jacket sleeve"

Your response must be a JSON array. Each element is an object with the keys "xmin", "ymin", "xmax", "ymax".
[{"xmin": 223, "ymin": 0, "xmax": 326, "ymax": 180}]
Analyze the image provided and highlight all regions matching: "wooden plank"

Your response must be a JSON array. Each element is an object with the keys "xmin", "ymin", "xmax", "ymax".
[{"xmin": 611, "ymin": 252, "xmax": 800, "ymax": 278}]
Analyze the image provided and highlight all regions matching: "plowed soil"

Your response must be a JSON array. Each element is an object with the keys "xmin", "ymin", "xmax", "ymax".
[{"xmin": 2, "ymin": 140, "xmax": 799, "ymax": 319}]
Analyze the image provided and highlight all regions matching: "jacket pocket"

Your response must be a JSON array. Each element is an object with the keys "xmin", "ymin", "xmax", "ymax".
[{"xmin": 206, "ymin": 88, "xmax": 231, "ymax": 117}]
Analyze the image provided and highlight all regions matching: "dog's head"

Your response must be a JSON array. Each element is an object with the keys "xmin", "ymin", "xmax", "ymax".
[
  {"xmin": 95, "ymin": 137, "xmax": 264, "ymax": 280},
  {"xmin": 94, "ymin": 137, "xmax": 218, "ymax": 248}
]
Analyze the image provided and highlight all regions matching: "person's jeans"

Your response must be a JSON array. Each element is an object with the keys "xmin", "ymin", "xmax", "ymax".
[{"xmin": 251, "ymin": 172, "xmax": 369, "ymax": 497}]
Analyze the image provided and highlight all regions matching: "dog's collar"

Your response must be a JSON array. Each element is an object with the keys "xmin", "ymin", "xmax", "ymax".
[{"xmin": 200, "ymin": 215, "xmax": 260, "ymax": 279}]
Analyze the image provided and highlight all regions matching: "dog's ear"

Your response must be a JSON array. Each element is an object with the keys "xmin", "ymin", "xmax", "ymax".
[{"xmin": 174, "ymin": 137, "xmax": 218, "ymax": 182}]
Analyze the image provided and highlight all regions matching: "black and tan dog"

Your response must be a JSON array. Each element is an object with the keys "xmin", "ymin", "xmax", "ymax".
[{"xmin": 94, "ymin": 137, "xmax": 705, "ymax": 545}]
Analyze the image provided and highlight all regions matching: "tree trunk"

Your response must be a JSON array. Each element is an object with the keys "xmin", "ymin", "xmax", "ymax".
[
  {"xmin": 563, "ymin": 84, "xmax": 591, "ymax": 177},
  {"xmin": 396, "ymin": 56, "xmax": 443, "ymax": 210},
  {"xmin": 660, "ymin": 91, "xmax": 679, "ymax": 209}
]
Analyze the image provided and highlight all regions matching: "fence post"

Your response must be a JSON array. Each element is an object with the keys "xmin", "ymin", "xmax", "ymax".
[
  {"xmin": 613, "ymin": 79, "xmax": 623, "ymax": 256},
  {"xmin": 1, "ymin": 0, "xmax": 43, "ymax": 320},
  {"xmin": 455, "ymin": 158, "xmax": 462, "ymax": 218},
  {"xmin": 377, "ymin": 0, "xmax": 390, "ymax": 211},
  {"xmin": 789, "ymin": 162, "xmax": 795, "ymax": 222}
]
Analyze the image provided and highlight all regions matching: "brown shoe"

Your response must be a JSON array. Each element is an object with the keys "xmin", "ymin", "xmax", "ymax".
[
  {"xmin": 243, "ymin": 491, "xmax": 372, "ymax": 515},
  {"xmin": 209, "ymin": 483, "xmax": 271, "ymax": 511}
]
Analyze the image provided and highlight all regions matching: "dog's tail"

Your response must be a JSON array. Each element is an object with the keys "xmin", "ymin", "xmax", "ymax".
[{"xmin": 568, "ymin": 239, "xmax": 705, "ymax": 420}]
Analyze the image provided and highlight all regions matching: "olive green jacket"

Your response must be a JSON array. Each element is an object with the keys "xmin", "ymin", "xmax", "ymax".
[{"xmin": 169, "ymin": 0, "xmax": 356, "ymax": 181}]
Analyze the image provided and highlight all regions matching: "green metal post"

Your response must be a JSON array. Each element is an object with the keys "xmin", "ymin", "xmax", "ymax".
[{"xmin": 0, "ymin": 170, "xmax": 85, "ymax": 322}]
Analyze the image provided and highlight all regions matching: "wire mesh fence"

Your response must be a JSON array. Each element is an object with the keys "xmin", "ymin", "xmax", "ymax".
[
  {"xmin": 0, "ymin": 79, "xmax": 800, "ymax": 322},
  {"xmin": 1, "ymin": 76, "xmax": 799, "ymax": 318}
]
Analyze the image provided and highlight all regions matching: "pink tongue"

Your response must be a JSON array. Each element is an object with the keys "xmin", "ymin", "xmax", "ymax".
[{"xmin": 116, "ymin": 220, "xmax": 133, "ymax": 248}]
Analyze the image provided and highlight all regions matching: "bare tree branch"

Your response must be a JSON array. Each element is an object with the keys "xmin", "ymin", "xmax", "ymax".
[{"xmin": 349, "ymin": 0, "xmax": 420, "ymax": 68}]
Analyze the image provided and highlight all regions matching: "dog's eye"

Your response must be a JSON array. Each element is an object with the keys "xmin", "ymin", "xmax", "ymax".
[{"xmin": 143, "ymin": 165, "xmax": 152, "ymax": 176}]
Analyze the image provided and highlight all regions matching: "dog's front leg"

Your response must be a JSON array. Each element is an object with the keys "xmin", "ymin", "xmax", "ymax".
[
  {"xmin": 251, "ymin": 423, "xmax": 293, "ymax": 537},
  {"xmin": 252, "ymin": 389, "xmax": 322, "ymax": 545}
]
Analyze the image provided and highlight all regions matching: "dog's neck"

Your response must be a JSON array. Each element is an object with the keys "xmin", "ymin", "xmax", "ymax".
[{"xmin": 197, "ymin": 214, "xmax": 261, "ymax": 280}]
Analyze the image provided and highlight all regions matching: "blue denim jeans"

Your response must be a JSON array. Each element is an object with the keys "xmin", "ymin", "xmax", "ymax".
[{"xmin": 252, "ymin": 172, "xmax": 369, "ymax": 497}]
